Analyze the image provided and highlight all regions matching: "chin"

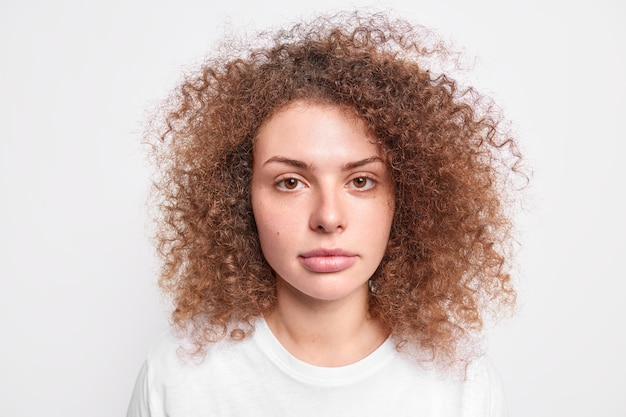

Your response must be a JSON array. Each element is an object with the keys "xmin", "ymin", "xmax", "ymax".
[{"xmin": 290, "ymin": 279, "xmax": 369, "ymax": 303}]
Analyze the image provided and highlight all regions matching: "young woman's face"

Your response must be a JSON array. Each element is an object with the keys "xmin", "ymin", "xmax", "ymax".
[{"xmin": 251, "ymin": 101, "xmax": 395, "ymax": 303}]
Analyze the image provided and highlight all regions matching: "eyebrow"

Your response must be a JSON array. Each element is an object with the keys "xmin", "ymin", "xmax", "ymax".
[
  {"xmin": 262, "ymin": 156, "xmax": 385, "ymax": 170},
  {"xmin": 343, "ymin": 156, "xmax": 385, "ymax": 170},
  {"xmin": 262, "ymin": 156, "xmax": 308, "ymax": 169}
]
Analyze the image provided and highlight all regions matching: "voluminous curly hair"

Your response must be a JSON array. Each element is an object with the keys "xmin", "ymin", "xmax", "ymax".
[{"xmin": 148, "ymin": 10, "xmax": 524, "ymax": 367}]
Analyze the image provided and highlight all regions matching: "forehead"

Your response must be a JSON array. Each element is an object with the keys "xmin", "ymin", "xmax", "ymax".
[{"xmin": 254, "ymin": 101, "xmax": 380, "ymax": 160}]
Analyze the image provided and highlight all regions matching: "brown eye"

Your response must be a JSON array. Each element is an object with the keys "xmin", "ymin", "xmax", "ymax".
[
  {"xmin": 352, "ymin": 177, "xmax": 368, "ymax": 188},
  {"xmin": 279, "ymin": 178, "xmax": 301, "ymax": 190}
]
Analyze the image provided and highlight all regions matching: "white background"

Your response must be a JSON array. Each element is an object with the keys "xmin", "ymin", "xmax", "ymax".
[{"xmin": 1, "ymin": 0, "xmax": 624, "ymax": 416}]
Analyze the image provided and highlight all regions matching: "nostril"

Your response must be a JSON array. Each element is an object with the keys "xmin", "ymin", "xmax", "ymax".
[{"xmin": 312, "ymin": 219, "xmax": 345, "ymax": 233}]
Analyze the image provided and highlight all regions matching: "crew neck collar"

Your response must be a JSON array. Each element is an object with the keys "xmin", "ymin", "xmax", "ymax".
[{"xmin": 253, "ymin": 317, "xmax": 396, "ymax": 386}]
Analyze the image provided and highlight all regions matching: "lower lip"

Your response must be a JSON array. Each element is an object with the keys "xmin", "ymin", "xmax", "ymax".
[{"xmin": 299, "ymin": 256, "xmax": 357, "ymax": 273}]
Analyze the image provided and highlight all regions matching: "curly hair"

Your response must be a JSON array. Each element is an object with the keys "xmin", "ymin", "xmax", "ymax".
[{"xmin": 147, "ymin": 10, "xmax": 524, "ymax": 367}]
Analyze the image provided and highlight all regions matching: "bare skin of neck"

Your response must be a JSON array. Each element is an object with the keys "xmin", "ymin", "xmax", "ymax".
[{"xmin": 264, "ymin": 280, "xmax": 389, "ymax": 367}]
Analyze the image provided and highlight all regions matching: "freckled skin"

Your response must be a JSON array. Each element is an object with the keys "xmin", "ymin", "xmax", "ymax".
[{"xmin": 251, "ymin": 101, "xmax": 395, "ymax": 304}]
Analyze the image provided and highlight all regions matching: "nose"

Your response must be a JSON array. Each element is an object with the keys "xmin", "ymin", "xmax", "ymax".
[{"xmin": 309, "ymin": 187, "xmax": 347, "ymax": 233}]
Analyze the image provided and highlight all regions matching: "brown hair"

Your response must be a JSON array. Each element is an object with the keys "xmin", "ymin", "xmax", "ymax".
[{"xmin": 147, "ymin": 11, "xmax": 525, "ymax": 367}]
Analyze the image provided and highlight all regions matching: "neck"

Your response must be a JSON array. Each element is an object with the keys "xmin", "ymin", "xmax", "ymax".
[{"xmin": 265, "ymin": 280, "xmax": 389, "ymax": 367}]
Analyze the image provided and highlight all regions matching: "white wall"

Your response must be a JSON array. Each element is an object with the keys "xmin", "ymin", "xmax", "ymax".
[{"xmin": 1, "ymin": 1, "xmax": 623, "ymax": 416}]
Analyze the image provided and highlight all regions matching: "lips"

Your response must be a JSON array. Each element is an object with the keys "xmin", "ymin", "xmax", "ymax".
[{"xmin": 298, "ymin": 248, "xmax": 358, "ymax": 273}]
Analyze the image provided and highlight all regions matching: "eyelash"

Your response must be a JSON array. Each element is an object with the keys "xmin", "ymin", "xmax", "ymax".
[
  {"xmin": 276, "ymin": 177, "xmax": 304, "ymax": 191},
  {"xmin": 349, "ymin": 176, "xmax": 376, "ymax": 190},
  {"xmin": 274, "ymin": 175, "xmax": 377, "ymax": 191}
]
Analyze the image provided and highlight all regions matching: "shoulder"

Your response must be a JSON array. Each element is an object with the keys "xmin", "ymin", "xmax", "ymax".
[
  {"xmin": 142, "ymin": 328, "xmax": 246, "ymax": 385},
  {"xmin": 126, "ymin": 330, "xmax": 182, "ymax": 417},
  {"xmin": 461, "ymin": 356, "xmax": 508, "ymax": 416},
  {"xmin": 389, "ymin": 349, "xmax": 508, "ymax": 416},
  {"xmin": 142, "ymin": 329, "xmax": 187, "ymax": 385},
  {"xmin": 465, "ymin": 356, "xmax": 505, "ymax": 392},
  {"xmin": 128, "ymin": 327, "xmax": 260, "ymax": 416},
  {"xmin": 142, "ymin": 325, "xmax": 268, "ymax": 389}
]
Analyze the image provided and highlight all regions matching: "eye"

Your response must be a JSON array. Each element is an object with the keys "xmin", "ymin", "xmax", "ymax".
[
  {"xmin": 277, "ymin": 177, "xmax": 303, "ymax": 190},
  {"xmin": 350, "ymin": 176, "xmax": 375, "ymax": 190}
]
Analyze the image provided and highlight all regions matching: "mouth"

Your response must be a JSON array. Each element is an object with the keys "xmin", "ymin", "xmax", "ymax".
[{"xmin": 298, "ymin": 248, "xmax": 358, "ymax": 273}]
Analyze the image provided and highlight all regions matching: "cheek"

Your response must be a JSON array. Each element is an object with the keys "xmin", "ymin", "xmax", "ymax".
[
  {"xmin": 252, "ymin": 199, "xmax": 289, "ymax": 254},
  {"xmin": 253, "ymin": 213, "xmax": 297, "ymax": 272},
  {"xmin": 256, "ymin": 211, "xmax": 298, "ymax": 243},
  {"xmin": 382, "ymin": 192, "xmax": 396, "ymax": 228},
  {"xmin": 252, "ymin": 185, "xmax": 301, "ymax": 241},
  {"xmin": 252, "ymin": 203, "xmax": 271, "ymax": 240},
  {"xmin": 367, "ymin": 200, "xmax": 395, "ymax": 247},
  {"xmin": 367, "ymin": 196, "xmax": 394, "ymax": 223}
]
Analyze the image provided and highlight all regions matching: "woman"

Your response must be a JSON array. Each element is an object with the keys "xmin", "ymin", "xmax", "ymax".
[{"xmin": 128, "ymin": 10, "xmax": 524, "ymax": 416}]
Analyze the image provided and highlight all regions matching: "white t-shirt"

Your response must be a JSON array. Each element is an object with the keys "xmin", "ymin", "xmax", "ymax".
[{"xmin": 127, "ymin": 319, "xmax": 507, "ymax": 416}]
